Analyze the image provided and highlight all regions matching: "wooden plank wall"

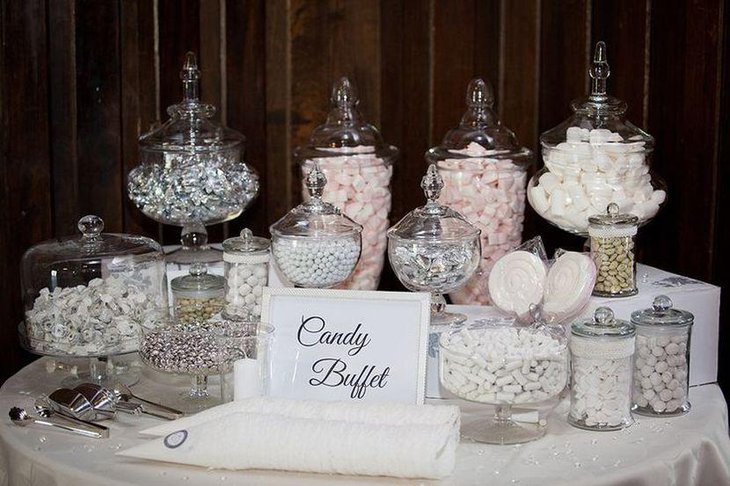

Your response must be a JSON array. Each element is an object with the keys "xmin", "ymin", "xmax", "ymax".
[{"xmin": 1, "ymin": 0, "xmax": 728, "ymax": 388}]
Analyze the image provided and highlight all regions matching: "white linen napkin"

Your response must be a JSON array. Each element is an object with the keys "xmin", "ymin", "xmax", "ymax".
[{"xmin": 121, "ymin": 398, "xmax": 460, "ymax": 479}]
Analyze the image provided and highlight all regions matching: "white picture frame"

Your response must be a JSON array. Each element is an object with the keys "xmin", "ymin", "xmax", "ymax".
[{"xmin": 261, "ymin": 287, "xmax": 431, "ymax": 404}]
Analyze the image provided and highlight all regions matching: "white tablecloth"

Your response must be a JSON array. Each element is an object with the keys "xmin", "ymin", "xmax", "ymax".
[{"xmin": 1, "ymin": 358, "xmax": 729, "ymax": 485}]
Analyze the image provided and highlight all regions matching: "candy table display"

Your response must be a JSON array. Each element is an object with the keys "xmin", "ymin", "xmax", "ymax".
[
  {"xmin": 428, "ymin": 78, "xmax": 532, "ymax": 304},
  {"xmin": 527, "ymin": 41, "xmax": 665, "ymax": 236},
  {"xmin": 297, "ymin": 77, "xmax": 398, "ymax": 290}
]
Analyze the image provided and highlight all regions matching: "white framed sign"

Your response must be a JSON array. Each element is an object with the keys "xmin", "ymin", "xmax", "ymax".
[{"xmin": 261, "ymin": 287, "xmax": 431, "ymax": 404}]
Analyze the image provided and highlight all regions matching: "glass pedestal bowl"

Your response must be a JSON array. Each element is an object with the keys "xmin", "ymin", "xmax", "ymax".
[{"xmin": 439, "ymin": 321, "xmax": 568, "ymax": 444}]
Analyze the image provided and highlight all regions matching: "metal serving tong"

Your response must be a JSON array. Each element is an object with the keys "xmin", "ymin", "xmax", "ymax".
[
  {"xmin": 110, "ymin": 383, "xmax": 184, "ymax": 420},
  {"xmin": 9, "ymin": 406, "xmax": 107, "ymax": 439}
]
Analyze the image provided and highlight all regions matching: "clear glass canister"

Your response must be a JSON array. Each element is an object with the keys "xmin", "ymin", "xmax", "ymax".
[
  {"xmin": 127, "ymin": 52, "xmax": 259, "ymax": 263},
  {"xmin": 528, "ymin": 41, "xmax": 666, "ymax": 235},
  {"xmin": 171, "ymin": 263, "xmax": 225, "ymax": 324},
  {"xmin": 631, "ymin": 295, "xmax": 693, "ymax": 416},
  {"xmin": 295, "ymin": 77, "xmax": 398, "ymax": 290},
  {"xmin": 427, "ymin": 78, "xmax": 531, "ymax": 305},
  {"xmin": 589, "ymin": 203, "xmax": 638, "ymax": 297},
  {"xmin": 270, "ymin": 163, "xmax": 363, "ymax": 288},
  {"xmin": 20, "ymin": 215, "xmax": 169, "ymax": 357},
  {"xmin": 569, "ymin": 307, "xmax": 635, "ymax": 431},
  {"xmin": 387, "ymin": 165, "xmax": 481, "ymax": 326},
  {"xmin": 222, "ymin": 228, "xmax": 270, "ymax": 319}
]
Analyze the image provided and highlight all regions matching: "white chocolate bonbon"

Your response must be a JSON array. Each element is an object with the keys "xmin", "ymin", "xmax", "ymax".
[
  {"xmin": 302, "ymin": 147, "xmax": 391, "ymax": 290},
  {"xmin": 440, "ymin": 326, "xmax": 568, "ymax": 405},
  {"xmin": 633, "ymin": 333, "xmax": 689, "ymax": 414},
  {"xmin": 528, "ymin": 130, "xmax": 666, "ymax": 233},
  {"xmin": 437, "ymin": 143, "xmax": 527, "ymax": 304}
]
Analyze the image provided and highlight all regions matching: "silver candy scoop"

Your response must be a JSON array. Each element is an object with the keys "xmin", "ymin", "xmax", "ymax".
[
  {"xmin": 48, "ymin": 388, "xmax": 100, "ymax": 422},
  {"xmin": 73, "ymin": 383, "xmax": 143, "ymax": 418},
  {"xmin": 9, "ymin": 407, "xmax": 106, "ymax": 439},
  {"xmin": 110, "ymin": 383, "xmax": 184, "ymax": 420},
  {"xmin": 34, "ymin": 397, "xmax": 110, "ymax": 438}
]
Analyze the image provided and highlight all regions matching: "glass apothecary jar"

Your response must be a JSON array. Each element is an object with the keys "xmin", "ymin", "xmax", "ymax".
[
  {"xmin": 222, "ymin": 229, "xmax": 270, "ymax": 319},
  {"xmin": 631, "ymin": 295, "xmax": 692, "ymax": 416},
  {"xmin": 387, "ymin": 165, "xmax": 481, "ymax": 326},
  {"xmin": 20, "ymin": 215, "xmax": 168, "ymax": 358},
  {"xmin": 527, "ymin": 41, "xmax": 666, "ymax": 235},
  {"xmin": 589, "ymin": 203, "xmax": 638, "ymax": 297},
  {"xmin": 270, "ymin": 163, "xmax": 363, "ymax": 288},
  {"xmin": 128, "ymin": 52, "xmax": 259, "ymax": 263},
  {"xmin": 171, "ymin": 264, "xmax": 225, "ymax": 324},
  {"xmin": 569, "ymin": 307, "xmax": 635, "ymax": 431},
  {"xmin": 296, "ymin": 77, "xmax": 398, "ymax": 290},
  {"xmin": 427, "ymin": 78, "xmax": 531, "ymax": 305}
]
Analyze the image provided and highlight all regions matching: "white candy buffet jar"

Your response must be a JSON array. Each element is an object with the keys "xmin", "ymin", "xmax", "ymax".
[
  {"xmin": 569, "ymin": 307, "xmax": 636, "ymax": 431},
  {"xmin": 222, "ymin": 228, "xmax": 270, "ymax": 319},
  {"xmin": 528, "ymin": 41, "xmax": 666, "ymax": 236},
  {"xmin": 426, "ymin": 78, "xmax": 532, "ymax": 305},
  {"xmin": 270, "ymin": 163, "xmax": 363, "ymax": 289},
  {"xmin": 296, "ymin": 77, "xmax": 398, "ymax": 291},
  {"xmin": 631, "ymin": 295, "xmax": 693, "ymax": 416}
]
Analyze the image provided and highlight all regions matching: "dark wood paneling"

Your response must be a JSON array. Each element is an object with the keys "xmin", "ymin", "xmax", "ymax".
[
  {"xmin": 75, "ymin": 0, "xmax": 123, "ymax": 232},
  {"xmin": 225, "ymin": 0, "xmax": 268, "ymax": 238},
  {"xmin": 643, "ymin": 0, "xmax": 724, "ymax": 281},
  {"xmin": 0, "ymin": 0, "xmax": 53, "ymax": 380},
  {"xmin": 120, "ymin": 0, "xmax": 160, "ymax": 240}
]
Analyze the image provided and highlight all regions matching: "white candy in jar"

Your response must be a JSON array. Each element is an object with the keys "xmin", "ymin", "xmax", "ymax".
[
  {"xmin": 437, "ymin": 142, "xmax": 528, "ymax": 304},
  {"xmin": 631, "ymin": 295, "xmax": 693, "ymax": 416},
  {"xmin": 440, "ymin": 325, "xmax": 568, "ymax": 405},
  {"xmin": 25, "ymin": 275, "xmax": 164, "ymax": 356},
  {"xmin": 272, "ymin": 237, "xmax": 360, "ymax": 288},
  {"xmin": 226, "ymin": 262, "xmax": 268, "ymax": 317},
  {"xmin": 302, "ymin": 150, "xmax": 392, "ymax": 291},
  {"xmin": 569, "ymin": 307, "xmax": 635, "ymax": 430},
  {"xmin": 528, "ymin": 129, "xmax": 666, "ymax": 234}
]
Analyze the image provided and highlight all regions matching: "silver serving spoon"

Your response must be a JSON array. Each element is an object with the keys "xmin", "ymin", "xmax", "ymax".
[
  {"xmin": 34, "ymin": 398, "xmax": 110, "ymax": 438},
  {"xmin": 9, "ymin": 407, "xmax": 106, "ymax": 439},
  {"xmin": 111, "ymin": 383, "xmax": 184, "ymax": 420}
]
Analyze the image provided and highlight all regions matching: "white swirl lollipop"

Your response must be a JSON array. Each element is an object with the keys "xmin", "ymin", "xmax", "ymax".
[
  {"xmin": 543, "ymin": 251, "xmax": 596, "ymax": 323},
  {"xmin": 488, "ymin": 251, "xmax": 547, "ymax": 320}
]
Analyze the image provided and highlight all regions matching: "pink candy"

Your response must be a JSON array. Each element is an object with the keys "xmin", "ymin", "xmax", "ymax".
[
  {"xmin": 437, "ymin": 153, "xmax": 527, "ymax": 305},
  {"xmin": 302, "ymin": 152, "xmax": 392, "ymax": 290}
]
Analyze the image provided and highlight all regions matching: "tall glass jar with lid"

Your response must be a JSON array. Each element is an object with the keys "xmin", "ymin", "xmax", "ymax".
[
  {"xmin": 427, "ymin": 78, "xmax": 532, "ymax": 304},
  {"xmin": 528, "ymin": 42, "xmax": 666, "ymax": 236},
  {"xmin": 295, "ymin": 77, "xmax": 398, "ymax": 290}
]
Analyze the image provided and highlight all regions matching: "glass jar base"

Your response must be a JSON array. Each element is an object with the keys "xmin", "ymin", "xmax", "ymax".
[
  {"xmin": 431, "ymin": 311, "xmax": 467, "ymax": 327},
  {"xmin": 166, "ymin": 246, "xmax": 223, "ymax": 264},
  {"xmin": 568, "ymin": 415, "xmax": 633, "ymax": 431},
  {"xmin": 462, "ymin": 416, "xmax": 546, "ymax": 445},
  {"xmin": 632, "ymin": 402, "xmax": 691, "ymax": 417},
  {"xmin": 172, "ymin": 390, "xmax": 222, "ymax": 414},
  {"xmin": 591, "ymin": 288, "xmax": 638, "ymax": 298}
]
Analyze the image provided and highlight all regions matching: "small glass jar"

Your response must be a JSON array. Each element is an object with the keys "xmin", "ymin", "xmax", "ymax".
[
  {"xmin": 387, "ymin": 165, "xmax": 481, "ymax": 326},
  {"xmin": 222, "ymin": 229, "xmax": 270, "ymax": 319},
  {"xmin": 216, "ymin": 320, "xmax": 275, "ymax": 403},
  {"xmin": 589, "ymin": 203, "xmax": 638, "ymax": 297},
  {"xmin": 270, "ymin": 163, "xmax": 363, "ymax": 288},
  {"xmin": 569, "ymin": 307, "xmax": 635, "ymax": 431},
  {"xmin": 20, "ymin": 215, "xmax": 169, "ymax": 357},
  {"xmin": 296, "ymin": 77, "xmax": 398, "ymax": 290},
  {"xmin": 527, "ymin": 41, "xmax": 665, "ymax": 235},
  {"xmin": 427, "ymin": 78, "xmax": 532, "ymax": 305},
  {"xmin": 171, "ymin": 264, "xmax": 225, "ymax": 324},
  {"xmin": 631, "ymin": 295, "xmax": 693, "ymax": 416}
]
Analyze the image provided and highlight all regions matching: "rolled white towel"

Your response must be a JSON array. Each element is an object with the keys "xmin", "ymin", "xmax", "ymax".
[
  {"xmin": 140, "ymin": 396, "xmax": 460, "ymax": 437},
  {"xmin": 120, "ymin": 411, "xmax": 459, "ymax": 479}
]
